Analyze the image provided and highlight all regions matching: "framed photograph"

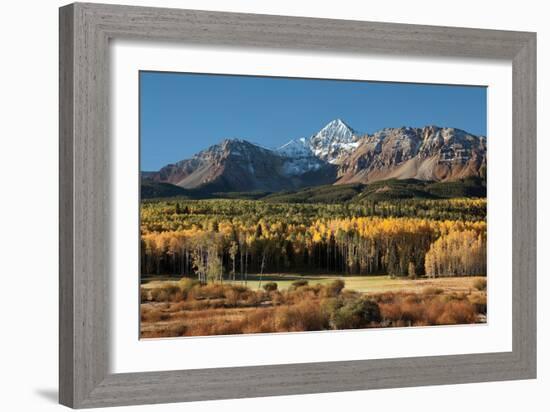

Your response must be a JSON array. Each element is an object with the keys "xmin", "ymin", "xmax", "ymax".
[{"xmin": 59, "ymin": 2, "xmax": 536, "ymax": 408}]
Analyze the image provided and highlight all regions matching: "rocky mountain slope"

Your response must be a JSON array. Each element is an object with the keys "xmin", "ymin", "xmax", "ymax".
[
  {"xmin": 146, "ymin": 119, "xmax": 486, "ymax": 193},
  {"xmin": 336, "ymin": 126, "xmax": 486, "ymax": 184},
  {"xmin": 149, "ymin": 138, "xmax": 335, "ymax": 192}
]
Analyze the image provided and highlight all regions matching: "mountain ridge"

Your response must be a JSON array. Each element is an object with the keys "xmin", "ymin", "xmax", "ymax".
[{"xmin": 145, "ymin": 119, "xmax": 486, "ymax": 193}]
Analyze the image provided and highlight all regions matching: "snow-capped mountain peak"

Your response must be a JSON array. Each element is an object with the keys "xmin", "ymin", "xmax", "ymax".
[
  {"xmin": 309, "ymin": 119, "xmax": 361, "ymax": 163},
  {"xmin": 313, "ymin": 118, "xmax": 356, "ymax": 143},
  {"xmin": 276, "ymin": 118, "xmax": 361, "ymax": 165}
]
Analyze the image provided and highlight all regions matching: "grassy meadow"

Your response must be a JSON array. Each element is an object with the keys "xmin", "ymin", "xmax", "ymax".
[
  {"xmin": 142, "ymin": 274, "xmax": 484, "ymax": 294},
  {"xmin": 140, "ymin": 275, "xmax": 487, "ymax": 338}
]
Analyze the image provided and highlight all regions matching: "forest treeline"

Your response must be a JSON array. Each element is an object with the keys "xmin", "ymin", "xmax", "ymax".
[{"xmin": 141, "ymin": 199, "xmax": 486, "ymax": 281}]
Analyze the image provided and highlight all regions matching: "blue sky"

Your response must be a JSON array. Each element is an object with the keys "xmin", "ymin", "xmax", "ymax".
[{"xmin": 140, "ymin": 71, "xmax": 486, "ymax": 171}]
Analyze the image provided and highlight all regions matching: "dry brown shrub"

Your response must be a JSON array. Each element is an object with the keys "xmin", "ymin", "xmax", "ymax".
[
  {"xmin": 149, "ymin": 288, "xmax": 169, "ymax": 302},
  {"xmin": 212, "ymin": 322, "xmax": 246, "ymax": 335},
  {"xmin": 183, "ymin": 321, "xmax": 215, "ymax": 337},
  {"xmin": 243, "ymin": 291, "xmax": 262, "ymax": 306},
  {"xmin": 140, "ymin": 306, "xmax": 163, "ymax": 322},
  {"xmin": 167, "ymin": 323, "xmax": 187, "ymax": 336},
  {"xmin": 441, "ymin": 293, "xmax": 468, "ymax": 303},
  {"xmin": 400, "ymin": 301, "xmax": 425, "ymax": 324},
  {"xmin": 230, "ymin": 284, "xmax": 253, "ymax": 299},
  {"xmin": 231, "ymin": 285, "xmax": 249, "ymax": 294},
  {"xmin": 280, "ymin": 290, "xmax": 297, "ymax": 305},
  {"xmin": 275, "ymin": 300, "xmax": 328, "ymax": 332},
  {"xmin": 270, "ymin": 291, "xmax": 285, "ymax": 305},
  {"xmin": 340, "ymin": 289, "xmax": 361, "ymax": 300},
  {"xmin": 170, "ymin": 301, "xmax": 186, "ymax": 311},
  {"xmin": 182, "ymin": 308, "xmax": 270, "ymax": 336},
  {"xmin": 473, "ymin": 278, "xmax": 487, "ymax": 291},
  {"xmin": 224, "ymin": 288, "xmax": 240, "ymax": 307},
  {"xmin": 424, "ymin": 300, "xmax": 446, "ymax": 324},
  {"xmin": 373, "ymin": 292, "xmax": 397, "ymax": 304},
  {"xmin": 404, "ymin": 294, "xmax": 422, "ymax": 305},
  {"xmin": 320, "ymin": 297, "xmax": 342, "ymax": 317},
  {"xmin": 469, "ymin": 294, "xmax": 487, "ymax": 314},
  {"xmin": 422, "ymin": 287, "xmax": 444, "ymax": 296},
  {"xmin": 322, "ymin": 279, "xmax": 345, "ymax": 298},
  {"xmin": 190, "ymin": 284, "xmax": 226, "ymax": 300},
  {"xmin": 177, "ymin": 278, "xmax": 200, "ymax": 298},
  {"xmin": 194, "ymin": 319, "xmax": 244, "ymax": 336},
  {"xmin": 149, "ymin": 286, "xmax": 184, "ymax": 302},
  {"xmin": 140, "ymin": 288, "xmax": 151, "ymax": 302},
  {"xmin": 436, "ymin": 301, "xmax": 476, "ymax": 325},
  {"xmin": 164, "ymin": 285, "xmax": 184, "ymax": 301},
  {"xmin": 289, "ymin": 286, "xmax": 319, "ymax": 302},
  {"xmin": 242, "ymin": 309, "xmax": 277, "ymax": 334},
  {"xmin": 179, "ymin": 308, "xmax": 225, "ymax": 321},
  {"xmin": 290, "ymin": 279, "xmax": 309, "ymax": 289},
  {"xmin": 177, "ymin": 299, "xmax": 211, "ymax": 311},
  {"xmin": 262, "ymin": 282, "xmax": 278, "ymax": 292},
  {"xmin": 379, "ymin": 302, "xmax": 403, "ymax": 323},
  {"xmin": 141, "ymin": 329, "xmax": 166, "ymax": 339}
]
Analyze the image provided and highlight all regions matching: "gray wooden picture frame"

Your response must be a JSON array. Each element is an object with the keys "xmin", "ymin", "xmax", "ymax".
[{"xmin": 59, "ymin": 2, "xmax": 536, "ymax": 409}]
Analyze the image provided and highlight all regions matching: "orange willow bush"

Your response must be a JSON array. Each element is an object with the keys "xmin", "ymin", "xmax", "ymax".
[{"xmin": 140, "ymin": 280, "xmax": 486, "ymax": 337}]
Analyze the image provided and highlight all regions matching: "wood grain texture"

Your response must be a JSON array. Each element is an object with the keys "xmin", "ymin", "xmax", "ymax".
[
  {"xmin": 59, "ymin": 2, "xmax": 537, "ymax": 408},
  {"xmin": 59, "ymin": 4, "xmax": 74, "ymax": 406},
  {"xmin": 512, "ymin": 35, "xmax": 537, "ymax": 374}
]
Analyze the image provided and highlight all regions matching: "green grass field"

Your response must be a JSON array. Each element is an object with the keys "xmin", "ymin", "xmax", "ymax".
[{"xmin": 142, "ymin": 274, "xmax": 485, "ymax": 294}]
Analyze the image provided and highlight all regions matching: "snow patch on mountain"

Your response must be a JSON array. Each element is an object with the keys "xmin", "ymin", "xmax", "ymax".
[
  {"xmin": 277, "ymin": 138, "xmax": 325, "ymax": 175},
  {"xmin": 277, "ymin": 118, "xmax": 361, "ymax": 165},
  {"xmin": 277, "ymin": 137, "xmax": 313, "ymax": 158}
]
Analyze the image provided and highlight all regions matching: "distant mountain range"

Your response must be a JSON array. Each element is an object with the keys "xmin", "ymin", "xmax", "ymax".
[{"xmin": 143, "ymin": 119, "xmax": 486, "ymax": 195}]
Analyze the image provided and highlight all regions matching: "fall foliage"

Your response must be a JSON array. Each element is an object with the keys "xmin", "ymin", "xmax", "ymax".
[{"xmin": 140, "ymin": 198, "xmax": 486, "ymax": 280}]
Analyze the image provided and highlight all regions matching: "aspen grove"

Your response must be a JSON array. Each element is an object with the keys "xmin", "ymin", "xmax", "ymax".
[{"xmin": 140, "ymin": 198, "xmax": 486, "ymax": 281}]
